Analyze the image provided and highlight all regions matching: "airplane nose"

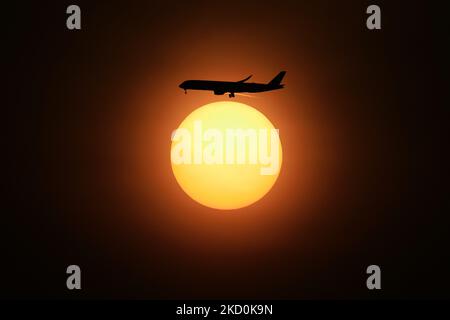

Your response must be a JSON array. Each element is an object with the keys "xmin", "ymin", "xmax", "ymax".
[{"xmin": 179, "ymin": 83, "xmax": 185, "ymax": 89}]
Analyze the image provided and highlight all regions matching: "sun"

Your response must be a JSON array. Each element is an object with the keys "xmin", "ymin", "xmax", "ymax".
[{"xmin": 170, "ymin": 101, "xmax": 282, "ymax": 210}]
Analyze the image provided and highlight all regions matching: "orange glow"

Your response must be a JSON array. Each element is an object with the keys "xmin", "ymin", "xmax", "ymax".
[{"xmin": 97, "ymin": 24, "xmax": 345, "ymax": 257}]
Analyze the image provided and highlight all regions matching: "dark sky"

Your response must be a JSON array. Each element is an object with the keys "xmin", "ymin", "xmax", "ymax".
[{"xmin": 3, "ymin": 0, "xmax": 449, "ymax": 299}]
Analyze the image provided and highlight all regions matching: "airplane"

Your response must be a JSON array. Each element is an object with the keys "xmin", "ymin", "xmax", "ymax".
[{"xmin": 179, "ymin": 71, "xmax": 286, "ymax": 98}]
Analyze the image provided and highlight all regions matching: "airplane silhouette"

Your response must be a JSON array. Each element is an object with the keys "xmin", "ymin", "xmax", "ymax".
[{"xmin": 179, "ymin": 71, "xmax": 286, "ymax": 98}]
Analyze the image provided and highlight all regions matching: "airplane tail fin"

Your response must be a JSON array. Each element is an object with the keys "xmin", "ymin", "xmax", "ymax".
[{"xmin": 268, "ymin": 71, "xmax": 286, "ymax": 86}]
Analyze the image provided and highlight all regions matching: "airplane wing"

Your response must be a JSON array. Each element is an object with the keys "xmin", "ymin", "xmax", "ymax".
[{"xmin": 237, "ymin": 75, "xmax": 252, "ymax": 83}]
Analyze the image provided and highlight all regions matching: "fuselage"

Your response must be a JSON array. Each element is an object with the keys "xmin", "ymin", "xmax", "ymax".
[{"xmin": 179, "ymin": 80, "xmax": 283, "ymax": 95}]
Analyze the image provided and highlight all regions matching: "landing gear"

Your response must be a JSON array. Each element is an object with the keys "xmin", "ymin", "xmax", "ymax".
[
  {"xmin": 184, "ymin": 89, "xmax": 187, "ymax": 94},
  {"xmin": 229, "ymin": 92, "xmax": 235, "ymax": 98}
]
